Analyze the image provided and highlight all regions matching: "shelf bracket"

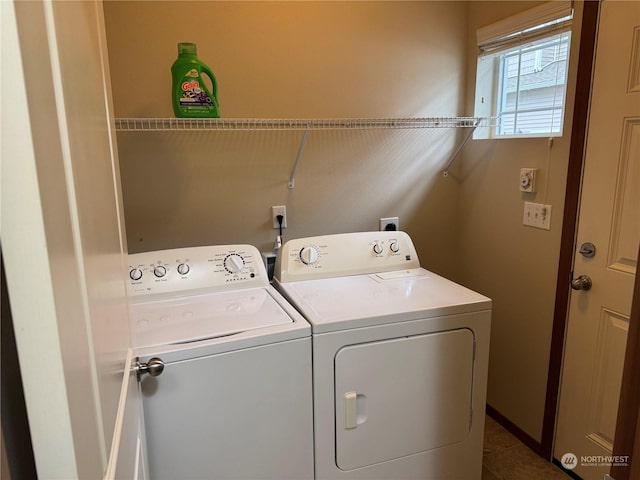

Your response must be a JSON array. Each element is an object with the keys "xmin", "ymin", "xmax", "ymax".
[
  {"xmin": 288, "ymin": 125, "xmax": 312, "ymax": 189},
  {"xmin": 442, "ymin": 118, "xmax": 482, "ymax": 177}
]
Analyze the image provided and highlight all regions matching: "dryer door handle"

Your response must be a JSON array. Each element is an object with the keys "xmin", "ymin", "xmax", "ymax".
[
  {"xmin": 344, "ymin": 392, "xmax": 358, "ymax": 429},
  {"xmin": 344, "ymin": 391, "xmax": 368, "ymax": 429}
]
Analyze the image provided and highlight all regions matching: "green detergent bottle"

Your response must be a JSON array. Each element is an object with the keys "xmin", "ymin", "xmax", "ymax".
[{"xmin": 171, "ymin": 42, "xmax": 220, "ymax": 118}]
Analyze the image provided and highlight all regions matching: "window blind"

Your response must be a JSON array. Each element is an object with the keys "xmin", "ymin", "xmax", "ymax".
[{"xmin": 477, "ymin": 1, "xmax": 573, "ymax": 55}]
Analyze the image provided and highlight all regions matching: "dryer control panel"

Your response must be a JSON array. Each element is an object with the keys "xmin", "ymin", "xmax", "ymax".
[
  {"xmin": 128, "ymin": 245, "xmax": 268, "ymax": 297},
  {"xmin": 275, "ymin": 231, "xmax": 420, "ymax": 282}
]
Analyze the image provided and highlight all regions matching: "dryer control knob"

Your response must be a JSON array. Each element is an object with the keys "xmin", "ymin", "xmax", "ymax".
[
  {"xmin": 129, "ymin": 268, "xmax": 143, "ymax": 281},
  {"xmin": 177, "ymin": 263, "xmax": 190, "ymax": 275},
  {"xmin": 373, "ymin": 242, "xmax": 383, "ymax": 255},
  {"xmin": 153, "ymin": 265, "xmax": 167, "ymax": 278},
  {"xmin": 299, "ymin": 246, "xmax": 319, "ymax": 265},
  {"xmin": 389, "ymin": 241, "xmax": 400, "ymax": 253}
]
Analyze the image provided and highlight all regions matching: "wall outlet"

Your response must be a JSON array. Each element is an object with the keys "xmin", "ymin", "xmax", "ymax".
[
  {"xmin": 380, "ymin": 217, "xmax": 399, "ymax": 231},
  {"xmin": 272, "ymin": 205, "xmax": 287, "ymax": 229},
  {"xmin": 523, "ymin": 202, "xmax": 551, "ymax": 230}
]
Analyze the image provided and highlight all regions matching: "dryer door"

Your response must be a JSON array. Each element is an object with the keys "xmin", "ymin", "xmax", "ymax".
[{"xmin": 334, "ymin": 329, "xmax": 474, "ymax": 471}]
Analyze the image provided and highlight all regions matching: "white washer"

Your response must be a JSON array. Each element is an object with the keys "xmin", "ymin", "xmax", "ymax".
[
  {"xmin": 128, "ymin": 244, "xmax": 314, "ymax": 480},
  {"xmin": 274, "ymin": 231, "xmax": 491, "ymax": 480}
]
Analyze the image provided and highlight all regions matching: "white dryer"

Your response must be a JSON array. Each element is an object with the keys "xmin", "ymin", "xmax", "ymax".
[
  {"xmin": 128, "ymin": 244, "xmax": 313, "ymax": 480},
  {"xmin": 274, "ymin": 231, "xmax": 491, "ymax": 480}
]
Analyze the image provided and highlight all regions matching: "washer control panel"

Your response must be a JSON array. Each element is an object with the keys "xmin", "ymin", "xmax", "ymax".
[
  {"xmin": 128, "ymin": 244, "xmax": 267, "ymax": 297},
  {"xmin": 275, "ymin": 231, "xmax": 420, "ymax": 282}
]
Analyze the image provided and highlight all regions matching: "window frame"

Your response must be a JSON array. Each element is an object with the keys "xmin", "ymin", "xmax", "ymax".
[
  {"xmin": 473, "ymin": 2, "xmax": 574, "ymax": 140},
  {"xmin": 494, "ymin": 31, "xmax": 572, "ymax": 137}
]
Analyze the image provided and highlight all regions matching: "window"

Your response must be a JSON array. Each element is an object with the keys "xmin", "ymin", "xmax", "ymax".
[{"xmin": 474, "ymin": 2, "xmax": 573, "ymax": 138}]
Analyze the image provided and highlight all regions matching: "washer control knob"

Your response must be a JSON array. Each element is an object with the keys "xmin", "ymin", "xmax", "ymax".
[
  {"xmin": 153, "ymin": 265, "xmax": 167, "ymax": 278},
  {"xmin": 389, "ymin": 241, "xmax": 400, "ymax": 253},
  {"xmin": 373, "ymin": 242, "xmax": 383, "ymax": 255},
  {"xmin": 129, "ymin": 268, "xmax": 143, "ymax": 281},
  {"xmin": 224, "ymin": 254, "xmax": 245, "ymax": 274},
  {"xmin": 299, "ymin": 246, "xmax": 319, "ymax": 265},
  {"xmin": 177, "ymin": 263, "xmax": 190, "ymax": 275}
]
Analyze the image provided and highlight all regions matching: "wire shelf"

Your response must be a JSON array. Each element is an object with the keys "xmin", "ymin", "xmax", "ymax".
[
  {"xmin": 114, "ymin": 116, "xmax": 497, "ymax": 186},
  {"xmin": 114, "ymin": 117, "xmax": 494, "ymax": 132}
]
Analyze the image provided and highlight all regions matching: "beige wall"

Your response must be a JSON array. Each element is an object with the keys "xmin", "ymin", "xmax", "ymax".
[
  {"xmin": 104, "ymin": 0, "xmax": 584, "ymax": 444},
  {"xmin": 104, "ymin": 1, "xmax": 468, "ymax": 279},
  {"xmin": 456, "ymin": 1, "xmax": 584, "ymax": 441}
]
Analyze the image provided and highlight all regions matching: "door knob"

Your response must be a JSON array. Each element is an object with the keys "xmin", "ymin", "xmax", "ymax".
[
  {"xmin": 136, "ymin": 357, "xmax": 165, "ymax": 380},
  {"xmin": 571, "ymin": 275, "xmax": 592, "ymax": 291}
]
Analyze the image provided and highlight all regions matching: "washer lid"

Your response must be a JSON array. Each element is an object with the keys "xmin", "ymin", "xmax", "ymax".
[
  {"xmin": 131, "ymin": 287, "xmax": 295, "ymax": 349},
  {"xmin": 278, "ymin": 268, "xmax": 491, "ymax": 333}
]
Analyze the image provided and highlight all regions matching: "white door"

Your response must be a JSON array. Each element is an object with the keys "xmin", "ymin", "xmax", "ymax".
[
  {"xmin": 554, "ymin": 2, "xmax": 640, "ymax": 479},
  {"xmin": 1, "ymin": 1, "xmax": 146, "ymax": 478}
]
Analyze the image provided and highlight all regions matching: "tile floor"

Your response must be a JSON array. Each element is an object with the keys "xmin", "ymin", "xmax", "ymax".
[{"xmin": 482, "ymin": 416, "xmax": 570, "ymax": 480}]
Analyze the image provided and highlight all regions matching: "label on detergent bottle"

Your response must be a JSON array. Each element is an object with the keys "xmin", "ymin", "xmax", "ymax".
[{"xmin": 179, "ymin": 70, "xmax": 214, "ymax": 108}]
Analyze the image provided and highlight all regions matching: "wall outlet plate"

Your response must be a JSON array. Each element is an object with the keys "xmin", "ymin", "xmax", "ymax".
[
  {"xmin": 380, "ymin": 217, "xmax": 399, "ymax": 231},
  {"xmin": 272, "ymin": 205, "xmax": 287, "ymax": 229}
]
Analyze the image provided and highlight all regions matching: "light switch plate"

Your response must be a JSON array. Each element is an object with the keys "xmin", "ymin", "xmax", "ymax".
[{"xmin": 523, "ymin": 202, "xmax": 551, "ymax": 230}]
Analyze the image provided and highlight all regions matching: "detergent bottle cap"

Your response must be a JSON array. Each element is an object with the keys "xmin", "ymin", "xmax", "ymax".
[{"xmin": 178, "ymin": 42, "xmax": 197, "ymax": 55}]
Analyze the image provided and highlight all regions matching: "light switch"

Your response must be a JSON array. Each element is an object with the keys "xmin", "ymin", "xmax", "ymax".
[{"xmin": 523, "ymin": 202, "xmax": 551, "ymax": 230}]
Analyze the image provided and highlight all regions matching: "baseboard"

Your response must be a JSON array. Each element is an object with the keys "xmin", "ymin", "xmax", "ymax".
[
  {"xmin": 485, "ymin": 404, "xmax": 542, "ymax": 456},
  {"xmin": 484, "ymin": 405, "xmax": 588, "ymax": 478}
]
